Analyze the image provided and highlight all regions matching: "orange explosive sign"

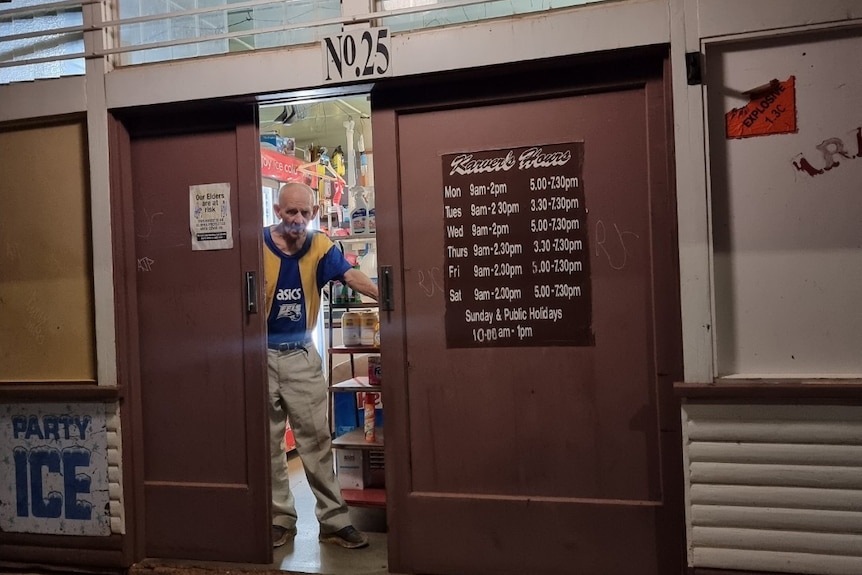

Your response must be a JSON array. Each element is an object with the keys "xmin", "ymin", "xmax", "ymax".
[{"xmin": 725, "ymin": 76, "xmax": 797, "ymax": 139}]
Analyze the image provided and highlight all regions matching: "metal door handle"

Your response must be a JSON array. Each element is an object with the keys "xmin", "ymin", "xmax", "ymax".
[
  {"xmin": 245, "ymin": 271, "xmax": 258, "ymax": 313},
  {"xmin": 379, "ymin": 266, "xmax": 393, "ymax": 315}
]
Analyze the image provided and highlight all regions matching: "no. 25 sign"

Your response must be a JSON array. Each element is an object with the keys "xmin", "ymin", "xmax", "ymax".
[{"xmin": 322, "ymin": 27, "xmax": 392, "ymax": 83}]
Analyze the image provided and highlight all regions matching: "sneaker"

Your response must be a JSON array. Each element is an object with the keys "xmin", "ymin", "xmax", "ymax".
[
  {"xmin": 319, "ymin": 525, "xmax": 369, "ymax": 549},
  {"xmin": 272, "ymin": 525, "xmax": 297, "ymax": 548}
]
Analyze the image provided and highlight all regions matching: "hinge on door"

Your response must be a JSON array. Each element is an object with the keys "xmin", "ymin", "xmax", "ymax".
[{"xmin": 685, "ymin": 51, "xmax": 702, "ymax": 85}]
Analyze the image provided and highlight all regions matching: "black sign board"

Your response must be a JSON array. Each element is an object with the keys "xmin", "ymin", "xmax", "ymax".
[{"xmin": 442, "ymin": 142, "xmax": 593, "ymax": 348}]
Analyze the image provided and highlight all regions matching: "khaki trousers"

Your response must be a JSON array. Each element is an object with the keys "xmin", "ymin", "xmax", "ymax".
[{"xmin": 268, "ymin": 346, "xmax": 350, "ymax": 533}]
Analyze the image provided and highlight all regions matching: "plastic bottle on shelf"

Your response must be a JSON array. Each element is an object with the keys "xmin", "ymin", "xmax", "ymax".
[
  {"xmin": 366, "ymin": 187, "xmax": 376, "ymax": 234},
  {"xmin": 360, "ymin": 310, "xmax": 379, "ymax": 346},
  {"xmin": 342, "ymin": 311, "xmax": 361, "ymax": 346},
  {"xmin": 358, "ymin": 245, "xmax": 378, "ymax": 302},
  {"xmin": 349, "ymin": 186, "xmax": 367, "ymax": 235},
  {"xmin": 332, "ymin": 280, "xmax": 345, "ymax": 304}
]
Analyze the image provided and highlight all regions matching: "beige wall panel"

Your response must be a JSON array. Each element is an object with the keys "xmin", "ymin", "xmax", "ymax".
[
  {"xmin": 0, "ymin": 119, "xmax": 95, "ymax": 382},
  {"xmin": 683, "ymin": 403, "xmax": 862, "ymax": 573},
  {"xmin": 707, "ymin": 29, "xmax": 862, "ymax": 377}
]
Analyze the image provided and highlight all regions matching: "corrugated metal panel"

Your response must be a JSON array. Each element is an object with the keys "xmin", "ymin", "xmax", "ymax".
[
  {"xmin": 682, "ymin": 404, "xmax": 862, "ymax": 575},
  {"xmin": 105, "ymin": 403, "xmax": 125, "ymax": 534}
]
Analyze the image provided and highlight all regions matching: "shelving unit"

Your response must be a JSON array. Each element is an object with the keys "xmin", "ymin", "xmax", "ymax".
[
  {"xmin": 326, "ymin": 237, "xmax": 385, "ymax": 509},
  {"xmin": 331, "ymin": 232, "xmax": 377, "ymax": 243},
  {"xmin": 332, "ymin": 427, "xmax": 385, "ymax": 449}
]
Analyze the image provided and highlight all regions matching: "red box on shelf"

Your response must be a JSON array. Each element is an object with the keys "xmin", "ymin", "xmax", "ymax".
[{"xmin": 368, "ymin": 355, "xmax": 381, "ymax": 385}]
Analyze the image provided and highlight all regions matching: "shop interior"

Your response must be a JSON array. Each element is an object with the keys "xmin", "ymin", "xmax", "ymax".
[{"xmin": 258, "ymin": 96, "xmax": 389, "ymax": 574}]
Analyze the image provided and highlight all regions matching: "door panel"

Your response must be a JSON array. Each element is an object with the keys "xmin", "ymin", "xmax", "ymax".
[
  {"xmin": 375, "ymin": 53, "xmax": 682, "ymax": 575},
  {"xmin": 120, "ymin": 106, "xmax": 269, "ymax": 562}
]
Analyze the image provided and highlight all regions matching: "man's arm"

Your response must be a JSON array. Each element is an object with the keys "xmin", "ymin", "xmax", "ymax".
[{"xmin": 343, "ymin": 268, "xmax": 378, "ymax": 301}]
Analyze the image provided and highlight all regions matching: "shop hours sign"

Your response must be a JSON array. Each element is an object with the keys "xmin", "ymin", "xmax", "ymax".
[{"xmin": 442, "ymin": 142, "xmax": 593, "ymax": 348}]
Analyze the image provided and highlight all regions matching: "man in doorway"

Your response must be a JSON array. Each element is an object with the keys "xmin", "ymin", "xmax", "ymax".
[{"xmin": 264, "ymin": 182, "xmax": 378, "ymax": 549}]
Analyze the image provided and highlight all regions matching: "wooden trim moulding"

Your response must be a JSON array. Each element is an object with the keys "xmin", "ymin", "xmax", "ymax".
[
  {"xmin": 675, "ymin": 379, "xmax": 862, "ymax": 400},
  {"xmin": 0, "ymin": 383, "xmax": 122, "ymax": 402},
  {"xmin": 692, "ymin": 568, "xmax": 808, "ymax": 575},
  {"xmin": 0, "ymin": 533, "xmax": 125, "ymax": 570}
]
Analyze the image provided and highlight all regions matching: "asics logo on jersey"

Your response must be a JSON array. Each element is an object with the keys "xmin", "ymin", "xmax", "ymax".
[
  {"xmin": 277, "ymin": 303, "xmax": 302, "ymax": 321},
  {"xmin": 276, "ymin": 288, "xmax": 302, "ymax": 301}
]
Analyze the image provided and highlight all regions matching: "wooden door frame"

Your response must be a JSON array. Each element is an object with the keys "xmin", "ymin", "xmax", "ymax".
[
  {"xmin": 108, "ymin": 100, "xmax": 270, "ymax": 564},
  {"xmin": 372, "ymin": 45, "xmax": 684, "ymax": 573},
  {"xmin": 107, "ymin": 109, "xmax": 145, "ymax": 566}
]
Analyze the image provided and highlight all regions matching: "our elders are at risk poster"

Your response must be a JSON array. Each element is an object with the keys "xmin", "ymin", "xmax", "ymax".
[{"xmin": 190, "ymin": 182, "xmax": 234, "ymax": 251}]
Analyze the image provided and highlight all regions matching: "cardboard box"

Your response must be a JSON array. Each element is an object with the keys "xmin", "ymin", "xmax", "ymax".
[
  {"xmin": 334, "ymin": 392, "xmax": 360, "ymax": 437},
  {"xmin": 368, "ymin": 355, "xmax": 381, "ymax": 385},
  {"xmin": 336, "ymin": 449, "xmax": 367, "ymax": 489}
]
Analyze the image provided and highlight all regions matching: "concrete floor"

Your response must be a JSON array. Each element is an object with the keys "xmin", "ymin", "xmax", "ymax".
[
  {"xmin": 274, "ymin": 452, "xmax": 391, "ymax": 575},
  {"xmin": 1, "ymin": 454, "xmax": 394, "ymax": 575},
  {"xmin": 124, "ymin": 452, "xmax": 395, "ymax": 575}
]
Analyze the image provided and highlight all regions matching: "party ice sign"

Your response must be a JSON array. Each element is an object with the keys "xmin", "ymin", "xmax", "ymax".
[{"xmin": 0, "ymin": 403, "xmax": 110, "ymax": 535}]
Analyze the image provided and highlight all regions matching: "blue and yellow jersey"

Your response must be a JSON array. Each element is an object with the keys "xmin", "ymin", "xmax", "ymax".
[{"xmin": 263, "ymin": 228, "xmax": 352, "ymax": 345}]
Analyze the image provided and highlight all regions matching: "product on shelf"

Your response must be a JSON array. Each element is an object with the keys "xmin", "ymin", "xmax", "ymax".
[
  {"xmin": 342, "ymin": 311, "xmax": 361, "ymax": 346},
  {"xmin": 368, "ymin": 356, "xmax": 381, "ymax": 385},
  {"xmin": 360, "ymin": 310, "xmax": 379, "ymax": 346},
  {"xmin": 349, "ymin": 186, "xmax": 367, "ymax": 234},
  {"xmin": 366, "ymin": 187, "xmax": 376, "ymax": 233},
  {"xmin": 364, "ymin": 392, "xmax": 377, "ymax": 442}
]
